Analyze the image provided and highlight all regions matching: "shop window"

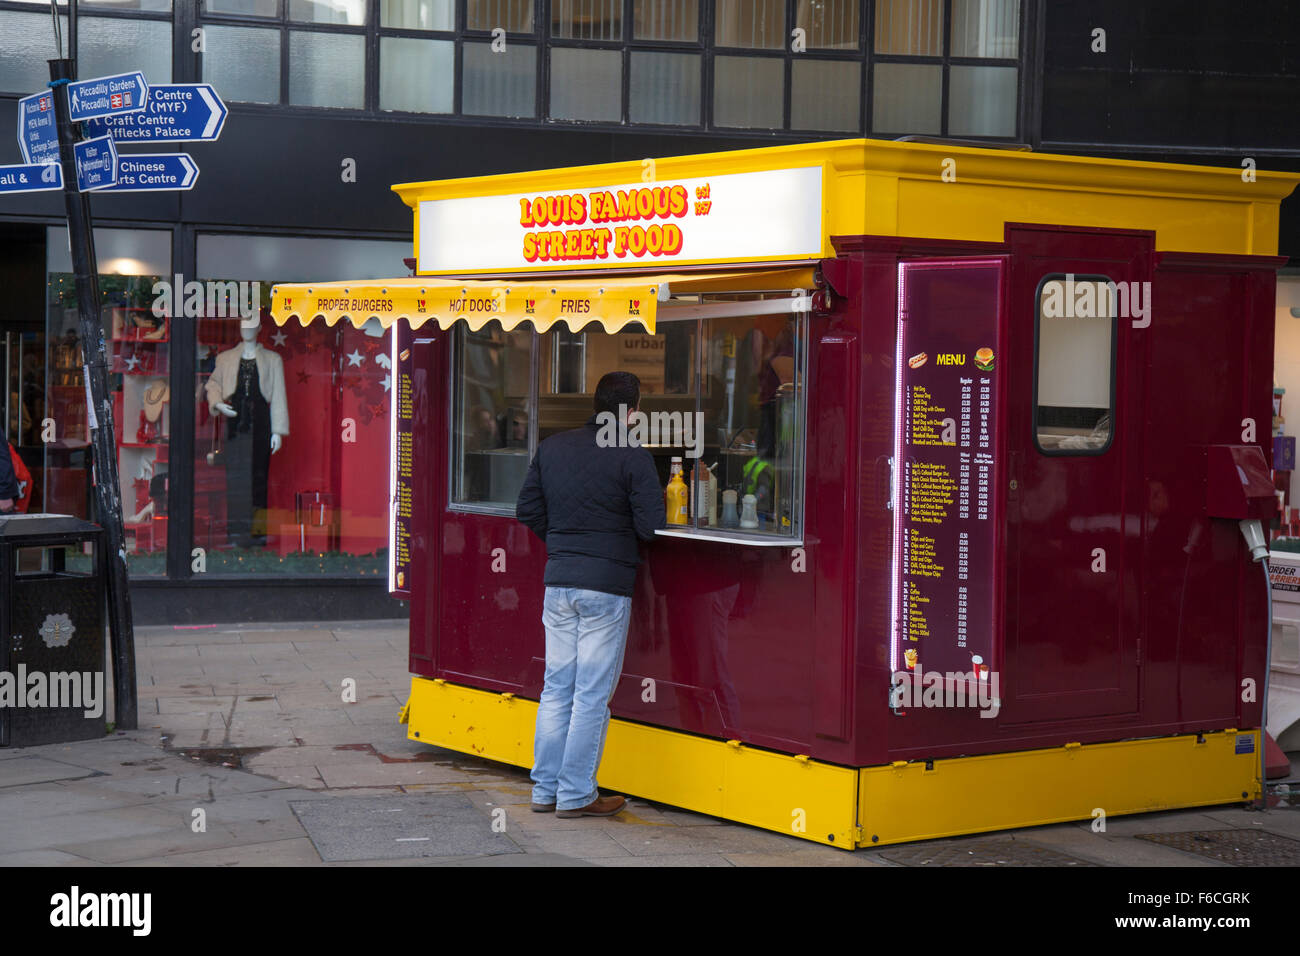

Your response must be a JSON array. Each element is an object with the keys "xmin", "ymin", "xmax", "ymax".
[
  {"xmin": 875, "ymin": 0, "xmax": 943, "ymax": 55},
  {"xmin": 451, "ymin": 322, "xmax": 533, "ymax": 509},
  {"xmin": 713, "ymin": 55, "xmax": 783, "ymax": 129},
  {"xmin": 797, "ymin": 0, "xmax": 859, "ymax": 50},
  {"xmin": 289, "ymin": 0, "xmax": 367, "ymax": 24},
  {"xmin": 84, "ymin": 0, "xmax": 171, "ymax": 10},
  {"xmin": 552, "ymin": 0, "xmax": 621, "ymax": 40},
  {"xmin": 715, "ymin": 0, "xmax": 784, "ymax": 49},
  {"xmin": 44, "ymin": 227, "xmax": 171, "ymax": 574},
  {"xmin": 77, "ymin": 16, "xmax": 173, "ymax": 85},
  {"xmin": 202, "ymin": 25, "xmax": 281, "ymax": 104},
  {"xmin": 872, "ymin": 61, "xmax": 941, "ymax": 134},
  {"xmin": 951, "ymin": 0, "xmax": 1019, "ymax": 58},
  {"xmin": 791, "ymin": 58, "xmax": 860, "ymax": 131},
  {"xmin": 0, "ymin": 11, "xmax": 67, "ymax": 94},
  {"xmin": 380, "ymin": 36, "xmax": 454, "ymax": 113},
  {"xmin": 633, "ymin": 0, "xmax": 697, "ymax": 42},
  {"xmin": 466, "ymin": 0, "xmax": 532, "ymax": 32},
  {"xmin": 1034, "ymin": 275, "xmax": 1116, "ymax": 455},
  {"xmin": 192, "ymin": 234, "xmax": 408, "ymax": 576},
  {"xmin": 462, "ymin": 40, "xmax": 537, "ymax": 117},
  {"xmin": 550, "ymin": 47, "xmax": 622, "ymax": 122},
  {"xmin": 288, "ymin": 31, "xmax": 365, "ymax": 108},
  {"xmin": 381, "ymin": 0, "xmax": 454, "ymax": 30},
  {"xmin": 204, "ymin": 0, "xmax": 278, "ymax": 16},
  {"xmin": 948, "ymin": 64, "xmax": 1017, "ymax": 137},
  {"xmin": 629, "ymin": 51, "xmax": 700, "ymax": 125}
]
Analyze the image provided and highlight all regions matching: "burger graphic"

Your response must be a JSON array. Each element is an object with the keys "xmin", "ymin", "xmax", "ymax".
[{"xmin": 974, "ymin": 347, "xmax": 995, "ymax": 371}]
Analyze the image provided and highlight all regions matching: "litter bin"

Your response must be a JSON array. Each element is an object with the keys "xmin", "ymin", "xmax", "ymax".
[{"xmin": 0, "ymin": 515, "xmax": 107, "ymax": 746}]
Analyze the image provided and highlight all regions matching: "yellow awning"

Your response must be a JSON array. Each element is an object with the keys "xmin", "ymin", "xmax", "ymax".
[{"xmin": 269, "ymin": 268, "xmax": 815, "ymax": 335}]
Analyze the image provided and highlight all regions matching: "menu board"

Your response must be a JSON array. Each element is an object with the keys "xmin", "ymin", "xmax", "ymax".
[
  {"xmin": 893, "ymin": 262, "xmax": 1003, "ymax": 682},
  {"xmin": 389, "ymin": 322, "xmax": 415, "ymax": 596}
]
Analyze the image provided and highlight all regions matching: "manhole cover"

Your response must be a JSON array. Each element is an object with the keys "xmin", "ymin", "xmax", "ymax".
[
  {"xmin": 873, "ymin": 837, "xmax": 1094, "ymax": 867},
  {"xmin": 1135, "ymin": 829, "xmax": 1300, "ymax": 866},
  {"xmin": 291, "ymin": 793, "xmax": 522, "ymax": 862}
]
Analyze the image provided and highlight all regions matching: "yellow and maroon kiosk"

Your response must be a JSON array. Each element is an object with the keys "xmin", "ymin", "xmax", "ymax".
[{"xmin": 271, "ymin": 139, "xmax": 1300, "ymax": 848}]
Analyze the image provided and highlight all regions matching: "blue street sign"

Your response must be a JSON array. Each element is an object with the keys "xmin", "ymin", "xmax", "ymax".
[
  {"xmin": 74, "ymin": 135, "xmax": 118, "ymax": 192},
  {"xmin": 84, "ymin": 84, "xmax": 227, "ymax": 143},
  {"xmin": 101, "ymin": 153, "xmax": 198, "ymax": 192},
  {"xmin": 17, "ymin": 90, "xmax": 59, "ymax": 165},
  {"xmin": 67, "ymin": 72, "xmax": 149, "ymax": 124},
  {"xmin": 0, "ymin": 162, "xmax": 63, "ymax": 195}
]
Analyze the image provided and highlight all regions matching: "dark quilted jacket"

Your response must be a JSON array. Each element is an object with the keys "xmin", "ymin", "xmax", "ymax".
[{"xmin": 516, "ymin": 415, "xmax": 666, "ymax": 597}]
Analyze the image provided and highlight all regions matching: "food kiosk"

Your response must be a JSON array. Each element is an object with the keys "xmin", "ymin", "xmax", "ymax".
[{"xmin": 270, "ymin": 139, "xmax": 1300, "ymax": 848}]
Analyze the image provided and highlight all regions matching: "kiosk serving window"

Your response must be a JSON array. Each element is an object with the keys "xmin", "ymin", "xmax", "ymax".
[
  {"xmin": 1034, "ymin": 274, "xmax": 1117, "ymax": 455},
  {"xmin": 449, "ymin": 297, "xmax": 806, "ymax": 542}
]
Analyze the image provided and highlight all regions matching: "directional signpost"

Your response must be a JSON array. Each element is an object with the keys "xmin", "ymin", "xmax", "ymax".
[
  {"xmin": 102, "ymin": 153, "xmax": 198, "ymax": 192},
  {"xmin": 84, "ymin": 83, "xmax": 227, "ymax": 143},
  {"xmin": 73, "ymin": 135, "xmax": 117, "ymax": 191},
  {"xmin": 0, "ymin": 162, "xmax": 62, "ymax": 194},
  {"xmin": 66, "ymin": 71, "xmax": 148, "ymax": 124},
  {"xmin": 2, "ymin": 62, "xmax": 227, "ymax": 732},
  {"xmin": 17, "ymin": 90, "xmax": 58, "ymax": 165}
]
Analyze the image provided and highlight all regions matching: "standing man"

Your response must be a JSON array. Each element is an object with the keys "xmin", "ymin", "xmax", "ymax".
[
  {"xmin": 516, "ymin": 371, "xmax": 666, "ymax": 818},
  {"xmin": 0, "ymin": 441, "xmax": 18, "ymax": 515}
]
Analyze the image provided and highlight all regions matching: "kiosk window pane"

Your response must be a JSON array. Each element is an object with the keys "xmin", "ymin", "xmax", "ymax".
[
  {"xmin": 550, "ymin": 48, "xmax": 622, "ymax": 121},
  {"xmin": 714, "ymin": 56, "xmax": 783, "ymax": 128},
  {"xmin": 715, "ymin": 0, "xmax": 783, "ymax": 48},
  {"xmin": 630, "ymin": 51, "xmax": 700, "ymax": 125},
  {"xmin": 633, "ymin": 0, "xmax": 697, "ymax": 41},
  {"xmin": 463, "ymin": 41, "xmax": 536, "ymax": 116},
  {"xmin": 875, "ymin": 0, "xmax": 943, "ymax": 55},
  {"xmin": 381, "ymin": 0, "xmax": 454, "ymax": 30},
  {"xmin": 205, "ymin": 0, "xmax": 278, "ymax": 15},
  {"xmin": 466, "ymin": 0, "xmax": 532, "ymax": 32},
  {"xmin": 289, "ymin": 0, "xmax": 367, "ymax": 23},
  {"xmin": 381, "ymin": 36, "xmax": 454, "ymax": 113},
  {"xmin": 1035, "ymin": 276, "xmax": 1115, "ymax": 455},
  {"xmin": 79, "ymin": 17, "xmax": 173, "ymax": 86},
  {"xmin": 452, "ymin": 323, "xmax": 533, "ymax": 508},
  {"xmin": 0, "ymin": 12, "xmax": 67, "ymax": 94},
  {"xmin": 203, "ymin": 25, "xmax": 281, "ymax": 104}
]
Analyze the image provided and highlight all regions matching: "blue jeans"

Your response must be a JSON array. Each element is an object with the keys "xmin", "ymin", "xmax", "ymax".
[{"xmin": 531, "ymin": 586, "xmax": 633, "ymax": 810}]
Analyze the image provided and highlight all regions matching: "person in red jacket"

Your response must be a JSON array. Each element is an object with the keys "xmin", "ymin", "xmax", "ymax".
[
  {"xmin": 8, "ymin": 443, "xmax": 32, "ymax": 513},
  {"xmin": 0, "ymin": 441, "xmax": 19, "ymax": 515}
]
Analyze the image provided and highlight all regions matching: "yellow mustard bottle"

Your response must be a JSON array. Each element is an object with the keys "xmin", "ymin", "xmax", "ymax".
[{"xmin": 665, "ymin": 456, "xmax": 689, "ymax": 525}]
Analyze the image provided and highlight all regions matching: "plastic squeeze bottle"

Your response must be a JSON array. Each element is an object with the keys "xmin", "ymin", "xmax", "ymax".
[{"xmin": 666, "ymin": 457, "xmax": 689, "ymax": 525}]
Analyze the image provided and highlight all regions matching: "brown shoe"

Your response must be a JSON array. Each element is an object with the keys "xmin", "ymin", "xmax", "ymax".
[
  {"xmin": 530, "ymin": 802, "xmax": 555, "ymax": 813},
  {"xmin": 555, "ymin": 795, "xmax": 626, "ymax": 818}
]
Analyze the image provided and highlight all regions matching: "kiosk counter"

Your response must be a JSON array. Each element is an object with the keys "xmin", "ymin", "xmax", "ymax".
[{"xmin": 270, "ymin": 139, "xmax": 1300, "ymax": 848}]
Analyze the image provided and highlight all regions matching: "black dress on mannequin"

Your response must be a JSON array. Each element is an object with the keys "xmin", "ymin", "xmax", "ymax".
[{"xmin": 225, "ymin": 357, "xmax": 271, "ymax": 548}]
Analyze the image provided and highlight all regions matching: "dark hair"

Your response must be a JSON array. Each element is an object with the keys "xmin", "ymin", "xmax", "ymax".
[{"xmin": 594, "ymin": 371, "xmax": 640, "ymax": 415}]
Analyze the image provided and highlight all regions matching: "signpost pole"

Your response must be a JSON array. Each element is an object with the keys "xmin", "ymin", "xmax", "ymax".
[{"xmin": 47, "ymin": 56, "xmax": 137, "ymax": 731}]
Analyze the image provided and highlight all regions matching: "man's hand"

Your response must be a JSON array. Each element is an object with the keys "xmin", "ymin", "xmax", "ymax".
[{"xmin": 0, "ymin": 498, "xmax": 14, "ymax": 514}]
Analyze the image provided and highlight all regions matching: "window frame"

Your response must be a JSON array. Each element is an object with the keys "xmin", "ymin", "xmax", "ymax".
[
  {"xmin": 445, "ymin": 296, "xmax": 810, "ymax": 545},
  {"xmin": 1031, "ymin": 271, "xmax": 1119, "ymax": 458}
]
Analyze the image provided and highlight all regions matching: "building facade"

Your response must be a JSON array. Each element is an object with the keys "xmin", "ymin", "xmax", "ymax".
[{"xmin": 0, "ymin": 0, "xmax": 1296, "ymax": 622}]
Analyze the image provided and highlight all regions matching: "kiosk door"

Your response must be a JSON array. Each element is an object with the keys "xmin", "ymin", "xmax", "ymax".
[{"xmin": 1001, "ymin": 226, "xmax": 1148, "ymax": 724}]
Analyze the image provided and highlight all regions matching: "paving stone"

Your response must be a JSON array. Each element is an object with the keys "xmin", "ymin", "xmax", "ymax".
[
  {"xmin": 318, "ymin": 762, "xmax": 481, "ymax": 788},
  {"xmin": 0, "ymin": 755, "xmax": 101, "ymax": 787},
  {"xmin": 241, "ymin": 629, "xmax": 339, "ymax": 643},
  {"xmin": 0, "ymin": 849, "xmax": 105, "ymax": 866},
  {"xmin": 122, "ymin": 836, "xmax": 323, "ymax": 867},
  {"xmin": 599, "ymin": 852, "xmax": 734, "ymax": 866},
  {"xmin": 157, "ymin": 696, "xmax": 235, "ymax": 715},
  {"xmin": 499, "ymin": 825, "xmax": 630, "ymax": 859},
  {"xmin": 291, "ymin": 792, "xmax": 522, "ymax": 861},
  {"xmin": 726, "ymin": 848, "xmax": 884, "ymax": 866},
  {"xmin": 604, "ymin": 819, "xmax": 805, "ymax": 856}
]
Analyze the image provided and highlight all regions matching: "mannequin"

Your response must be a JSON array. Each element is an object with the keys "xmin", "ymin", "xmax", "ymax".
[{"xmin": 204, "ymin": 318, "xmax": 289, "ymax": 547}]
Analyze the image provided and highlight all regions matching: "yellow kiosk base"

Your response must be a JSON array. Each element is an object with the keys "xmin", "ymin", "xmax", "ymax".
[{"xmin": 401, "ymin": 676, "xmax": 1262, "ymax": 850}]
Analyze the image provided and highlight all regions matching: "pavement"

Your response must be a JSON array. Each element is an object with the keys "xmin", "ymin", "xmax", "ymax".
[{"xmin": 2, "ymin": 619, "xmax": 1299, "ymax": 867}]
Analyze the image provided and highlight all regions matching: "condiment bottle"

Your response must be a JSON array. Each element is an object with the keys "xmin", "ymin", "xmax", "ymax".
[
  {"xmin": 740, "ymin": 493, "xmax": 759, "ymax": 529},
  {"xmin": 665, "ymin": 457, "xmax": 689, "ymax": 525},
  {"xmin": 721, "ymin": 489, "xmax": 739, "ymax": 528}
]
